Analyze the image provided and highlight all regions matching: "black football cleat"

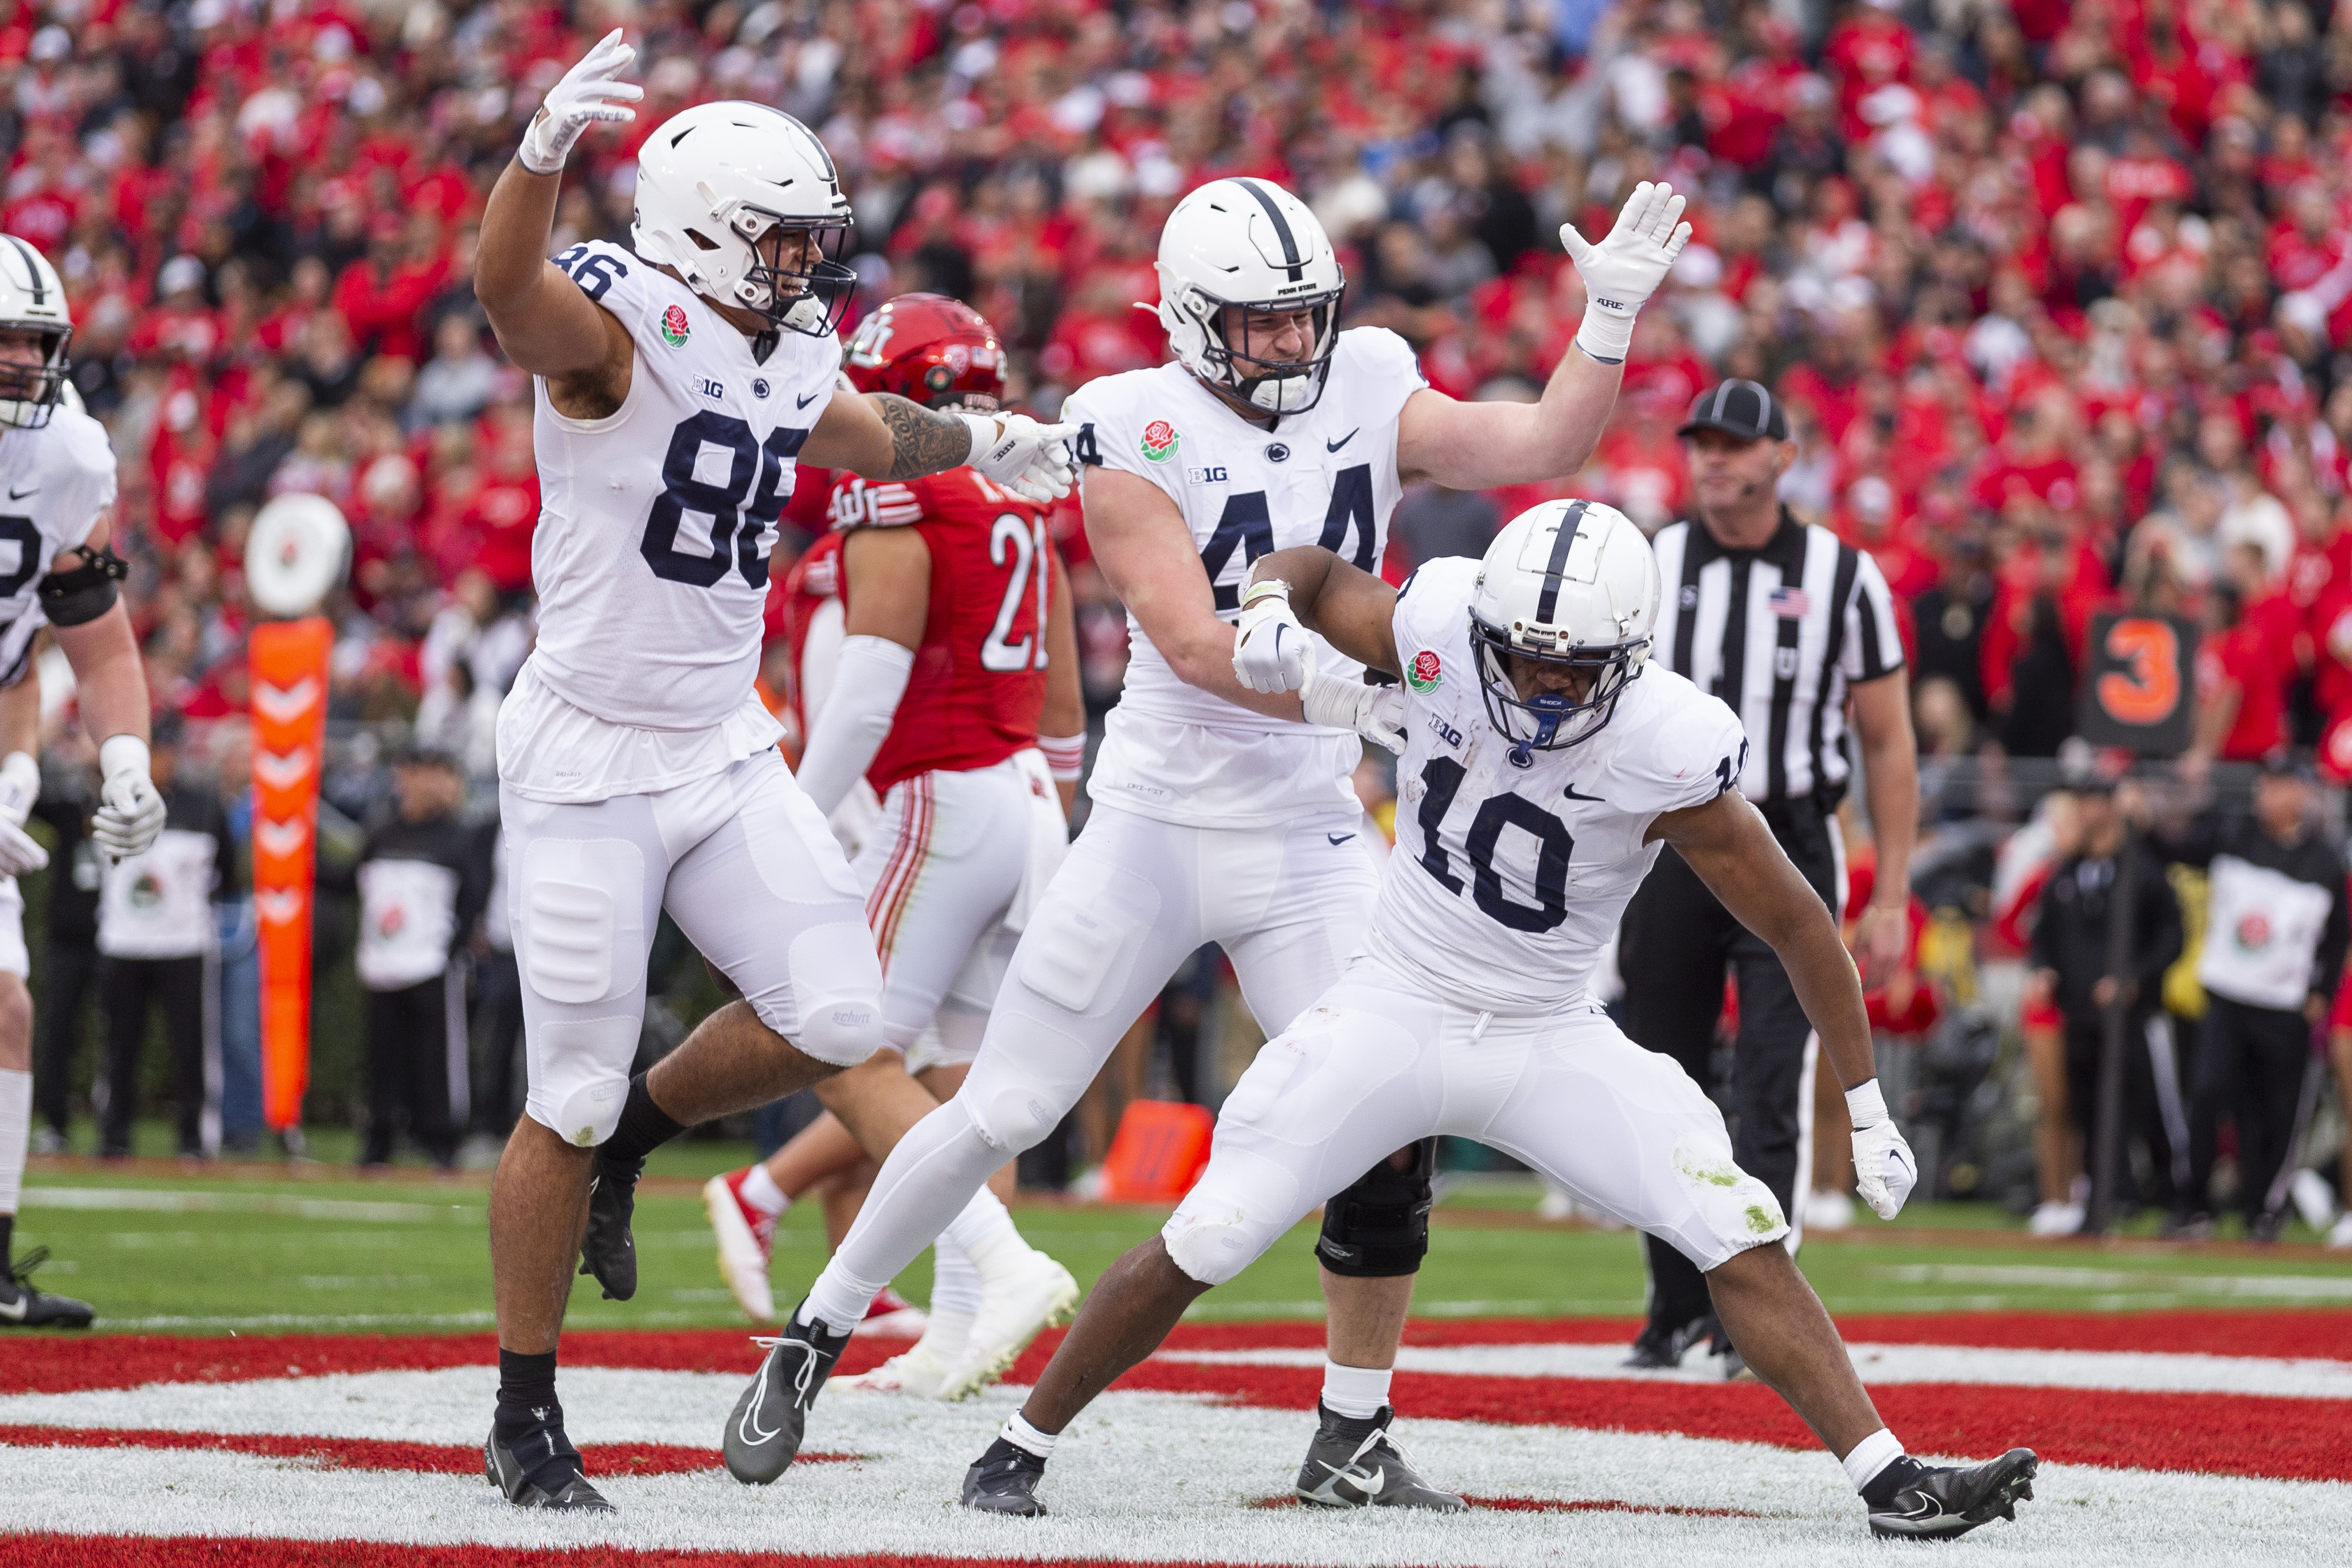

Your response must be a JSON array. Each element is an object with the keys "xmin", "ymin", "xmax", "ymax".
[
  {"xmin": 723, "ymin": 1308, "xmax": 850, "ymax": 1484},
  {"xmin": 1623, "ymin": 1311, "xmax": 1717, "ymax": 1370},
  {"xmin": 579, "ymin": 1149, "xmax": 643, "ymax": 1302},
  {"xmin": 1868, "ymin": 1448, "xmax": 2038, "ymax": 1539},
  {"xmin": 962, "ymin": 1436, "xmax": 1048, "ymax": 1516},
  {"xmin": 0, "ymin": 1248, "xmax": 93, "ymax": 1329},
  {"xmin": 484, "ymin": 1420, "xmax": 614, "ymax": 1513},
  {"xmin": 1295, "ymin": 1402, "xmax": 1467, "ymax": 1510}
]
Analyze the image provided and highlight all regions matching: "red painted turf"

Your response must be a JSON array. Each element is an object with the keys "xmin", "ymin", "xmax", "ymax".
[
  {"xmin": 0, "ymin": 1426, "xmax": 850, "ymax": 1476},
  {"xmin": 4, "ymin": 1538, "xmax": 1152, "ymax": 1568},
  {"xmin": 10, "ymin": 1309, "xmax": 2348, "ymax": 1397}
]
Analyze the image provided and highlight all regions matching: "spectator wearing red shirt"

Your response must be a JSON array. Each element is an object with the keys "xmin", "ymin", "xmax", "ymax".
[{"xmin": 2195, "ymin": 544, "xmax": 2295, "ymax": 764}]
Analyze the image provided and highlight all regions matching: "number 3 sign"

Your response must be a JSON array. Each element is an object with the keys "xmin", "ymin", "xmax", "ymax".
[{"xmin": 2078, "ymin": 612, "xmax": 2199, "ymax": 755}]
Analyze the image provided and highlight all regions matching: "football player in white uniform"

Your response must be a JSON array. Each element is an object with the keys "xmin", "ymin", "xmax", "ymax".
[
  {"xmin": 471, "ymin": 33, "xmax": 1074, "ymax": 1512},
  {"xmin": 724, "ymin": 179, "xmax": 1694, "ymax": 1498},
  {"xmin": 0, "ymin": 235, "xmax": 170, "ymax": 1330},
  {"xmin": 958, "ymin": 502, "xmax": 2040, "ymax": 1542}
]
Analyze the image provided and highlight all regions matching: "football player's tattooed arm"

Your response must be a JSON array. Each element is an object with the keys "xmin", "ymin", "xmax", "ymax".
[
  {"xmin": 1041, "ymin": 546, "xmax": 1084, "ymax": 818},
  {"xmin": 1083, "ymin": 466, "xmax": 1303, "ymax": 722},
  {"xmin": 473, "ymin": 157, "xmax": 632, "ymax": 412},
  {"xmin": 794, "ymin": 525, "xmax": 929, "ymax": 816},
  {"xmin": 800, "ymin": 389, "xmax": 974, "ymax": 477},
  {"xmin": 1392, "ymin": 344, "xmax": 1622, "ymax": 488},
  {"xmin": 1243, "ymin": 546, "xmax": 1402, "ymax": 675},
  {"xmin": 1654, "ymin": 790, "xmax": 1877, "ymax": 1093}
]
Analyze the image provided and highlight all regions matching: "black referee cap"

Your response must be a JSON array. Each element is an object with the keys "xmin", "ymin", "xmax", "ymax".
[{"xmin": 1679, "ymin": 380, "xmax": 1791, "ymax": 443}]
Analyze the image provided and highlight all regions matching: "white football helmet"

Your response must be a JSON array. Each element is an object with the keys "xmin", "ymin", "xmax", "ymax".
[
  {"xmin": 1470, "ymin": 499, "xmax": 1659, "ymax": 761},
  {"xmin": 1155, "ymin": 177, "xmax": 1344, "ymax": 416},
  {"xmin": 632, "ymin": 101, "xmax": 856, "ymax": 337},
  {"xmin": 0, "ymin": 234, "xmax": 71, "ymax": 429}
]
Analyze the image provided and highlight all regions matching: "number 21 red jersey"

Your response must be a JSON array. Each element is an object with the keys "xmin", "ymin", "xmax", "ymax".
[{"xmin": 826, "ymin": 467, "xmax": 1053, "ymax": 795}]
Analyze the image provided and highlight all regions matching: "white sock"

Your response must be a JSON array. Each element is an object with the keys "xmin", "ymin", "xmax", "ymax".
[
  {"xmin": 799, "ymin": 1262, "xmax": 881, "ymax": 1338},
  {"xmin": 1321, "ymin": 1360, "xmax": 1392, "ymax": 1420},
  {"xmin": 740, "ymin": 1164, "xmax": 790, "ymax": 1217},
  {"xmin": 1001, "ymin": 1410, "xmax": 1057, "ymax": 1458},
  {"xmin": 1841, "ymin": 1428, "xmax": 1906, "ymax": 1493},
  {"xmin": 930, "ymin": 1235, "xmax": 983, "ymax": 1319},
  {"xmin": 940, "ymin": 1186, "xmax": 1030, "ymax": 1281},
  {"xmin": 0, "ymin": 1069, "xmax": 29, "ymax": 1215}
]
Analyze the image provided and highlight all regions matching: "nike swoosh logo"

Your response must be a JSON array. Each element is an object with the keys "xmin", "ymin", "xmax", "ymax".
[
  {"xmin": 1326, "ymin": 429, "xmax": 1358, "ymax": 452},
  {"xmin": 796, "ymin": 390, "xmax": 824, "ymax": 409},
  {"xmin": 1562, "ymin": 784, "xmax": 1607, "ymax": 802},
  {"xmin": 0, "ymin": 1291, "xmax": 26, "ymax": 1321},
  {"xmin": 739, "ymin": 1347, "xmax": 784, "ymax": 1445},
  {"xmin": 6, "ymin": 486, "xmax": 36, "ymax": 500},
  {"xmin": 1327, "ymin": 832, "xmax": 1356, "ymax": 845}
]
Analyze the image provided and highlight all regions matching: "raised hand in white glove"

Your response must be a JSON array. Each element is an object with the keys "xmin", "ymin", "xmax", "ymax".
[
  {"xmin": 1560, "ymin": 180, "xmax": 1691, "ymax": 362},
  {"xmin": 1233, "ymin": 582, "xmax": 1311, "ymax": 694},
  {"xmin": 1303, "ymin": 672, "xmax": 1406, "ymax": 753},
  {"xmin": 93, "ymin": 734, "xmax": 166, "ymax": 862},
  {"xmin": 958, "ymin": 412, "xmax": 1078, "ymax": 503},
  {"xmin": 1846, "ymin": 1078, "xmax": 1919, "ymax": 1222},
  {"xmin": 518, "ymin": 29, "xmax": 643, "ymax": 177}
]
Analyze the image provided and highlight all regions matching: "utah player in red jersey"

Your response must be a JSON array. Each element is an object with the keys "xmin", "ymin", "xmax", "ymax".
[{"xmin": 706, "ymin": 295, "xmax": 1088, "ymax": 1400}]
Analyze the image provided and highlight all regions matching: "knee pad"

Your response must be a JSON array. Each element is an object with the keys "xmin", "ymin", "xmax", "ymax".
[
  {"xmin": 523, "ymin": 1014, "xmax": 640, "ymax": 1146},
  {"xmin": 956, "ymin": 1013, "xmax": 1097, "ymax": 1155},
  {"xmin": 518, "ymin": 838, "xmax": 644, "ymax": 1006},
  {"xmin": 1315, "ymin": 1136, "xmax": 1437, "ymax": 1277},
  {"xmin": 777, "ymin": 920, "xmax": 885, "ymax": 1068},
  {"xmin": 1163, "ymin": 1145, "xmax": 1303, "ymax": 1287}
]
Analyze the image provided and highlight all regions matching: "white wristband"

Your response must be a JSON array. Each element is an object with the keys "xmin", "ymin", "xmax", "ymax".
[
  {"xmin": 953, "ymin": 410, "xmax": 1001, "ymax": 466},
  {"xmin": 0, "ymin": 750, "xmax": 37, "ymax": 799},
  {"xmin": 1845, "ymin": 1078, "xmax": 1889, "ymax": 1129},
  {"xmin": 1240, "ymin": 578, "xmax": 1289, "ymax": 609},
  {"xmin": 1038, "ymin": 733, "xmax": 1086, "ymax": 782},
  {"xmin": 98, "ymin": 733, "xmax": 150, "ymax": 785},
  {"xmin": 1575, "ymin": 308, "xmax": 1635, "ymax": 363}
]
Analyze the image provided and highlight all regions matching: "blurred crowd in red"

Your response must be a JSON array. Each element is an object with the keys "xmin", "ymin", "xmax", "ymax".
[{"xmin": 18, "ymin": 0, "xmax": 2352, "ymax": 777}]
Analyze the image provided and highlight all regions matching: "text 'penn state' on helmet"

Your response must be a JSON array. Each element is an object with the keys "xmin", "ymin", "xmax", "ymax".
[
  {"xmin": 1471, "ymin": 499, "xmax": 1660, "ymax": 764},
  {"xmin": 631, "ymin": 101, "xmax": 857, "ymax": 338},
  {"xmin": 842, "ymin": 293, "xmax": 1006, "ymax": 409},
  {"xmin": 1155, "ymin": 177, "xmax": 1343, "ymax": 417},
  {"xmin": 0, "ymin": 235, "xmax": 72, "ymax": 429}
]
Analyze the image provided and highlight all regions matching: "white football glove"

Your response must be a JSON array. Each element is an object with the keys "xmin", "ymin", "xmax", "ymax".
[
  {"xmin": 1560, "ymin": 180, "xmax": 1691, "ymax": 362},
  {"xmin": 960, "ymin": 412, "xmax": 1078, "ymax": 503},
  {"xmin": 1847, "ymin": 1078, "xmax": 1919, "ymax": 1222},
  {"xmin": 0, "ymin": 749, "xmax": 46, "ymax": 874},
  {"xmin": 518, "ymin": 29, "xmax": 643, "ymax": 177},
  {"xmin": 1303, "ymin": 672, "xmax": 1407, "ymax": 754},
  {"xmin": 1233, "ymin": 582, "xmax": 1311, "ymax": 694},
  {"xmin": 93, "ymin": 735, "xmax": 166, "ymax": 862}
]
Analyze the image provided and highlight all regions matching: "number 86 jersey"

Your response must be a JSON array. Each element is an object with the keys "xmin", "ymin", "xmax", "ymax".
[
  {"xmin": 1365, "ymin": 556, "xmax": 1749, "ymax": 1014},
  {"xmin": 519, "ymin": 240, "xmax": 839, "ymax": 761}
]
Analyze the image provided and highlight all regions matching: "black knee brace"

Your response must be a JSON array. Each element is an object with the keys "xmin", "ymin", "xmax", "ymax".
[{"xmin": 1315, "ymin": 1137, "xmax": 1437, "ymax": 1277}]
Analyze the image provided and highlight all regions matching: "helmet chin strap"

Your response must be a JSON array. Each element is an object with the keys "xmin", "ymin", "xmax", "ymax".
[{"xmin": 1509, "ymin": 693, "xmax": 1572, "ymax": 768}]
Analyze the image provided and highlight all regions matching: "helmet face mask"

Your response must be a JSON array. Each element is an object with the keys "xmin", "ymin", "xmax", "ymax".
[
  {"xmin": 1194, "ymin": 289, "xmax": 1343, "ymax": 414},
  {"xmin": 1155, "ymin": 178, "xmax": 1345, "ymax": 419},
  {"xmin": 1471, "ymin": 616, "xmax": 1646, "ymax": 762},
  {"xmin": 0, "ymin": 323, "xmax": 69, "ymax": 429}
]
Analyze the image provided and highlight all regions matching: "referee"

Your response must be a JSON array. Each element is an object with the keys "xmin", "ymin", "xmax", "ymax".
[{"xmin": 1619, "ymin": 381, "xmax": 1919, "ymax": 1371}]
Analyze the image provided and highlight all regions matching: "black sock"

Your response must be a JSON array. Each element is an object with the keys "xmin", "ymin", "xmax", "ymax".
[
  {"xmin": 1318, "ymin": 1401, "xmax": 1390, "ymax": 1441},
  {"xmin": 494, "ymin": 1349, "xmax": 583, "ymax": 1492},
  {"xmin": 978, "ymin": 1435, "xmax": 1046, "ymax": 1472},
  {"xmin": 1861, "ymin": 1454, "xmax": 1930, "ymax": 1510},
  {"xmin": 0, "ymin": 1212, "xmax": 14, "ymax": 1273},
  {"xmin": 599, "ymin": 1073, "xmax": 685, "ymax": 1170}
]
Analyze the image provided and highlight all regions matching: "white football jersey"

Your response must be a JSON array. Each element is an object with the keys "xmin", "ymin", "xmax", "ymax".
[
  {"xmin": 504, "ymin": 239, "xmax": 838, "ymax": 802},
  {"xmin": 0, "ymin": 404, "xmax": 118, "ymax": 686},
  {"xmin": 1063, "ymin": 327, "xmax": 1424, "ymax": 828},
  {"xmin": 1366, "ymin": 556, "xmax": 1748, "ymax": 1013}
]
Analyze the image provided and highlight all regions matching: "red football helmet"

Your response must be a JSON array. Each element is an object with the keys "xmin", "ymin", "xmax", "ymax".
[{"xmin": 842, "ymin": 292, "xmax": 1006, "ymax": 408}]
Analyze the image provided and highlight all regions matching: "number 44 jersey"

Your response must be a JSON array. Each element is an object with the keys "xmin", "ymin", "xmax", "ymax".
[
  {"xmin": 507, "ymin": 240, "xmax": 839, "ymax": 802},
  {"xmin": 1370, "ymin": 556, "xmax": 1749, "ymax": 1014}
]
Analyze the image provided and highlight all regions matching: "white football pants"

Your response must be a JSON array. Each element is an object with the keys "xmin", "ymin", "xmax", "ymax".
[
  {"xmin": 506, "ymin": 749, "xmax": 883, "ymax": 1147},
  {"xmin": 1163, "ymin": 953, "xmax": 1791, "ymax": 1286},
  {"xmin": 806, "ymin": 801, "xmax": 1378, "ymax": 1325}
]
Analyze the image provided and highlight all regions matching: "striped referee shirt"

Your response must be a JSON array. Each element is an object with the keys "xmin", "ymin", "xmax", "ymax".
[{"xmin": 1649, "ymin": 508, "xmax": 1904, "ymax": 805}]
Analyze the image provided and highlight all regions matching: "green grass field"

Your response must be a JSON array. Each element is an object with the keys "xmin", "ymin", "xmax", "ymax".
[{"xmin": 15, "ymin": 1143, "xmax": 2352, "ymax": 1335}]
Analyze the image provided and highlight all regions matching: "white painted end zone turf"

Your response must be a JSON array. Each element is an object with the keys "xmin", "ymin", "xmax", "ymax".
[{"xmin": 1, "ymin": 1367, "xmax": 2348, "ymax": 1566}]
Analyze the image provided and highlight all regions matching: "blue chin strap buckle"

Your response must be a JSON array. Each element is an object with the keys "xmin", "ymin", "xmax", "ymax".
[{"xmin": 1509, "ymin": 694, "xmax": 1571, "ymax": 768}]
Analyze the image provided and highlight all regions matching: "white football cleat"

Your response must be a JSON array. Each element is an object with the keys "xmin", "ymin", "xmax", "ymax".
[
  {"xmin": 1804, "ymin": 1187, "xmax": 1855, "ymax": 1232},
  {"xmin": 832, "ymin": 1311, "xmax": 970, "ymax": 1398},
  {"xmin": 2330, "ymin": 1211, "xmax": 2352, "ymax": 1249},
  {"xmin": 936, "ymin": 1252, "xmax": 1080, "ymax": 1400},
  {"xmin": 704, "ymin": 1169, "xmax": 777, "ymax": 1322},
  {"xmin": 853, "ymin": 1286, "xmax": 931, "ymax": 1338},
  {"xmin": 2026, "ymin": 1201, "xmax": 2084, "ymax": 1238}
]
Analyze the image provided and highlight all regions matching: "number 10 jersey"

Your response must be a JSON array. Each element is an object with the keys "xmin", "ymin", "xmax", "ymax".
[
  {"xmin": 1372, "ymin": 556, "xmax": 1748, "ymax": 1014},
  {"xmin": 506, "ymin": 240, "xmax": 838, "ymax": 802}
]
